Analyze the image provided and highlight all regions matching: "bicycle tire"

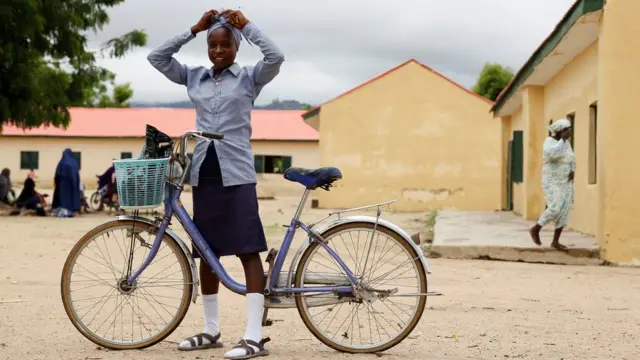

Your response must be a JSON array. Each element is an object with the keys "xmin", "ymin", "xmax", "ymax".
[
  {"xmin": 60, "ymin": 220, "xmax": 193, "ymax": 350},
  {"xmin": 89, "ymin": 192, "xmax": 103, "ymax": 211},
  {"xmin": 294, "ymin": 222, "xmax": 428, "ymax": 353}
]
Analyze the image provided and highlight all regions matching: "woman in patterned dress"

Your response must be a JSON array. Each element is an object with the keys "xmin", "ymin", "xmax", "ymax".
[{"xmin": 529, "ymin": 119, "xmax": 575, "ymax": 251}]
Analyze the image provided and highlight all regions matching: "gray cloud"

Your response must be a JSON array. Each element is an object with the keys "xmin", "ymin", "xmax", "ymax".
[{"xmin": 88, "ymin": 0, "xmax": 576, "ymax": 105}]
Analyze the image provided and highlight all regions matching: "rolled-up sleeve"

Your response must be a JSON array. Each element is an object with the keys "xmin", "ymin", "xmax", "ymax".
[
  {"xmin": 241, "ymin": 22, "xmax": 285, "ymax": 87},
  {"xmin": 147, "ymin": 30, "xmax": 196, "ymax": 86}
]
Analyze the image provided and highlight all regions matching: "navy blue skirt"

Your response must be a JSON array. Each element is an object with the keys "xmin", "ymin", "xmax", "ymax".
[{"xmin": 192, "ymin": 143, "xmax": 267, "ymax": 258}]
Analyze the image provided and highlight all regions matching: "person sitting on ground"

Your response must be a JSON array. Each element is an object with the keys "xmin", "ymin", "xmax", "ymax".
[
  {"xmin": 14, "ymin": 177, "xmax": 46, "ymax": 216},
  {"xmin": 0, "ymin": 168, "xmax": 15, "ymax": 205},
  {"xmin": 148, "ymin": 8, "xmax": 284, "ymax": 359},
  {"xmin": 529, "ymin": 119, "xmax": 575, "ymax": 251}
]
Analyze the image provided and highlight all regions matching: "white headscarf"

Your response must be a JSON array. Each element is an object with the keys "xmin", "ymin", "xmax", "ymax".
[{"xmin": 548, "ymin": 119, "xmax": 571, "ymax": 136}]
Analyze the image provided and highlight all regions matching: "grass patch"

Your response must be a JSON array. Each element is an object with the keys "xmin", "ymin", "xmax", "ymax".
[{"xmin": 423, "ymin": 211, "xmax": 437, "ymax": 242}]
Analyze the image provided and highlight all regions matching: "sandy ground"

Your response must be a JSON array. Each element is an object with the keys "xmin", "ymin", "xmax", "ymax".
[{"xmin": 0, "ymin": 195, "xmax": 639, "ymax": 360}]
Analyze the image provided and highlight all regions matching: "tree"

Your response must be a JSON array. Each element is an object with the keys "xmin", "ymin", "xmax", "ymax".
[
  {"xmin": 96, "ymin": 83, "xmax": 134, "ymax": 108},
  {"xmin": 0, "ymin": 0, "xmax": 147, "ymax": 131},
  {"xmin": 472, "ymin": 63, "xmax": 515, "ymax": 101}
]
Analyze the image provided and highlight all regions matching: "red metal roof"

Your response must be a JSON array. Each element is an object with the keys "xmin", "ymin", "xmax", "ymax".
[
  {"xmin": 301, "ymin": 58, "xmax": 493, "ymax": 119},
  {"xmin": 1, "ymin": 107, "xmax": 318, "ymax": 141}
]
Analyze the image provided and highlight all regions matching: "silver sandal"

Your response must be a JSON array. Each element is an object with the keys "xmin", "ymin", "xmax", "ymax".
[
  {"xmin": 178, "ymin": 332, "xmax": 223, "ymax": 351},
  {"xmin": 224, "ymin": 337, "xmax": 270, "ymax": 359}
]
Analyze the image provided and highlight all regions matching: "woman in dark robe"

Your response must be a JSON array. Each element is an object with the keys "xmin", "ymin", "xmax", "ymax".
[
  {"xmin": 52, "ymin": 148, "xmax": 81, "ymax": 217},
  {"xmin": 15, "ymin": 177, "xmax": 46, "ymax": 216}
]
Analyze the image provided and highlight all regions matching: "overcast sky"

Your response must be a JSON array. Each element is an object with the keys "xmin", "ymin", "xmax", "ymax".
[{"xmin": 88, "ymin": 0, "xmax": 576, "ymax": 106}]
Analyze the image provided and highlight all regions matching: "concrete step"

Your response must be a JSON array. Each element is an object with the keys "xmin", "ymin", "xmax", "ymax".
[{"xmin": 431, "ymin": 210, "xmax": 602, "ymax": 266}]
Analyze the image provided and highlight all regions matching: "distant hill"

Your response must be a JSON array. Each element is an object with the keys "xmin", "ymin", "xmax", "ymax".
[{"xmin": 131, "ymin": 98, "xmax": 313, "ymax": 110}]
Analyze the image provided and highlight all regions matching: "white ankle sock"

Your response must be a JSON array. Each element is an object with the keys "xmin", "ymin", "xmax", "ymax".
[
  {"xmin": 244, "ymin": 293, "xmax": 264, "ymax": 342},
  {"xmin": 224, "ymin": 293, "xmax": 265, "ymax": 358},
  {"xmin": 202, "ymin": 293, "xmax": 220, "ymax": 335},
  {"xmin": 177, "ymin": 294, "xmax": 220, "ymax": 350}
]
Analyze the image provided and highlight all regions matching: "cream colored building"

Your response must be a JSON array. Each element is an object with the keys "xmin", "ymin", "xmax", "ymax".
[
  {"xmin": 302, "ymin": 59, "xmax": 502, "ymax": 212},
  {"xmin": 0, "ymin": 108, "xmax": 318, "ymax": 196},
  {"xmin": 493, "ymin": 0, "xmax": 640, "ymax": 264}
]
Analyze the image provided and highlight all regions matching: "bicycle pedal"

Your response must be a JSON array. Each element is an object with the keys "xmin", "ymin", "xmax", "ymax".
[{"xmin": 265, "ymin": 248, "xmax": 278, "ymax": 264}]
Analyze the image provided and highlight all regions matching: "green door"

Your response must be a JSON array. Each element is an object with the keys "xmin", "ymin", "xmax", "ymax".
[
  {"xmin": 507, "ymin": 131, "xmax": 524, "ymax": 211},
  {"xmin": 506, "ymin": 140, "xmax": 514, "ymax": 211}
]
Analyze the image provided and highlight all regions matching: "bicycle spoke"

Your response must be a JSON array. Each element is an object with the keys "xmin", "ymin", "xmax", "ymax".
[
  {"xmin": 298, "ymin": 225, "xmax": 426, "ymax": 352},
  {"xmin": 63, "ymin": 222, "xmax": 190, "ymax": 348}
]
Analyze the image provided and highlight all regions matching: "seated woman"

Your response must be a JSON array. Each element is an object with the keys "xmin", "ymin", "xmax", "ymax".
[
  {"xmin": 14, "ymin": 177, "xmax": 46, "ymax": 216},
  {"xmin": 0, "ymin": 168, "xmax": 15, "ymax": 206}
]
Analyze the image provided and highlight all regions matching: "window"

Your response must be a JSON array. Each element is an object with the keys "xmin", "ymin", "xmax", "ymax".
[
  {"xmin": 71, "ymin": 151, "xmax": 82, "ymax": 170},
  {"xmin": 588, "ymin": 102, "xmax": 598, "ymax": 184},
  {"xmin": 254, "ymin": 155, "xmax": 292, "ymax": 174},
  {"xmin": 20, "ymin": 151, "xmax": 39, "ymax": 170},
  {"xmin": 121, "ymin": 152, "xmax": 133, "ymax": 159},
  {"xmin": 511, "ymin": 131, "xmax": 524, "ymax": 183},
  {"xmin": 566, "ymin": 112, "xmax": 575, "ymax": 148}
]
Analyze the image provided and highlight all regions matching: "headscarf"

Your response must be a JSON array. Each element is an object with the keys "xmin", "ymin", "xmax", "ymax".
[
  {"xmin": 548, "ymin": 119, "xmax": 571, "ymax": 136},
  {"xmin": 55, "ymin": 149, "xmax": 79, "ymax": 179},
  {"xmin": 207, "ymin": 13, "xmax": 244, "ymax": 50},
  {"xmin": 16, "ymin": 177, "xmax": 36, "ymax": 208},
  {"xmin": 0, "ymin": 168, "xmax": 11, "ymax": 200}
]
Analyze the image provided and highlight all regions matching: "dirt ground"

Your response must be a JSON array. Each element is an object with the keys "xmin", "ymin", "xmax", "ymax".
[{"xmin": 0, "ymin": 195, "xmax": 639, "ymax": 360}]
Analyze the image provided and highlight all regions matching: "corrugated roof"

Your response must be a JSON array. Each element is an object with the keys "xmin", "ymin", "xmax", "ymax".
[
  {"xmin": 301, "ymin": 58, "xmax": 493, "ymax": 120},
  {"xmin": 0, "ymin": 107, "xmax": 318, "ymax": 141}
]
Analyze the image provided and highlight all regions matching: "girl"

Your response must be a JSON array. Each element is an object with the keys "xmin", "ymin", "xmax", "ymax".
[{"xmin": 147, "ymin": 8, "xmax": 284, "ymax": 359}]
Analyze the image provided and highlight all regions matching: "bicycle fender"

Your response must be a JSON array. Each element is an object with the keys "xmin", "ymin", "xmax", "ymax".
[
  {"xmin": 301, "ymin": 216, "xmax": 432, "ymax": 275},
  {"xmin": 116, "ymin": 215, "xmax": 200, "ymax": 304}
]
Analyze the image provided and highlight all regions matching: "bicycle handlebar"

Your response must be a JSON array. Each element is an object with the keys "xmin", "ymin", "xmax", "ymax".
[{"xmin": 200, "ymin": 131, "xmax": 224, "ymax": 140}]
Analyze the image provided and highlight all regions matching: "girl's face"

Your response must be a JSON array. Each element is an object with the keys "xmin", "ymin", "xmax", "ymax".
[{"xmin": 208, "ymin": 27, "xmax": 237, "ymax": 69}]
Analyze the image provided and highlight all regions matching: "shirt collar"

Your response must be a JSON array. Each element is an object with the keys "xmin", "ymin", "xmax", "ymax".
[{"xmin": 203, "ymin": 63, "xmax": 241, "ymax": 80}]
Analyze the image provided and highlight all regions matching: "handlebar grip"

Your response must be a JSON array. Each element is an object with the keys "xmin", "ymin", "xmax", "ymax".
[{"xmin": 200, "ymin": 131, "xmax": 224, "ymax": 140}]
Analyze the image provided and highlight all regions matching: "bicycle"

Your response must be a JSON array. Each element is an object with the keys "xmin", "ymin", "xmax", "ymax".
[
  {"xmin": 60, "ymin": 130, "xmax": 440, "ymax": 354},
  {"xmin": 89, "ymin": 178, "xmax": 120, "ymax": 214}
]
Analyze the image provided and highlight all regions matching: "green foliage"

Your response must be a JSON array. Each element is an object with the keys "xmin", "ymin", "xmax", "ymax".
[
  {"xmin": 472, "ymin": 63, "xmax": 515, "ymax": 101},
  {"xmin": 0, "ymin": 0, "xmax": 147, "ymax": 131},
  {"xmin": 96, "ymin": 83, "xmax": 134, "ymax": 108}
]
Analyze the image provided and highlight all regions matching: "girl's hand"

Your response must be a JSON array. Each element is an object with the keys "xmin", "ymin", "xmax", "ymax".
[
  {"xmin": 219, "ymin": 9, "xmax": 250, "ymax": 29},
  {"xmin": 191, "ymin": 9, "xmax": 219, "ymax": 34}
]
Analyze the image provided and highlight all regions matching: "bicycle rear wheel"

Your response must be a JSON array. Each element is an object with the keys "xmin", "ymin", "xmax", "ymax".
[
  {"xmin": 60, "ymin": 220, "xmax": 193, "ymax": 349},
  {"xmin": 295, "ymin": 222, "xmax": 427, "ymax": 353}
]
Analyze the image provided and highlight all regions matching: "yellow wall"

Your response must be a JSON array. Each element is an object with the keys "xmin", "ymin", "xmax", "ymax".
[
  {"xmin": 0, "ymin": 137, "xmax": 317, "ymax": 196},
  {"xmin": 504, "ymin": 42, "xmax": 599, "ymax": 233},
  {"xmin": 315, "ymin": 61, "xmax": 501, "ymax": 211},
  {"xmin": 544, "ymin": 42, "xmax": 599, "ymax": 235},
  {"xmin": 501, "ymin": 0, "xmax": 640, "ymax": 264},
  {"xmin": 597, "ymin": 0, "xmax": 640, "ymax": 264}
]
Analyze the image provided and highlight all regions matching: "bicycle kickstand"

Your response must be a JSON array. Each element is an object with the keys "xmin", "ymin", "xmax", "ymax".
[{"xmin": 262, "ymin": 248, "xmax": 278, "ymax": 327}]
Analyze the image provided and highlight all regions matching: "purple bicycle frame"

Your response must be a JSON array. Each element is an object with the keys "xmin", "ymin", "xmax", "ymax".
[{"xmin": 128, "ymin": 185, "xmax": 358, "ymax": 296}]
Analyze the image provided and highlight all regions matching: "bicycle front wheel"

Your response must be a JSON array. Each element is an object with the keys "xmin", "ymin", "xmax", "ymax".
[
  {"xmin": 295, "ymin": 222, "xmax": 428, "ymax": 353},
  {"xmin": 89, "ymin": 192, "xmax": 103, "ymax": 211},
  {"xmin": 60, "ymin": 220, "xmax": 193, "ymax": 350}
]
